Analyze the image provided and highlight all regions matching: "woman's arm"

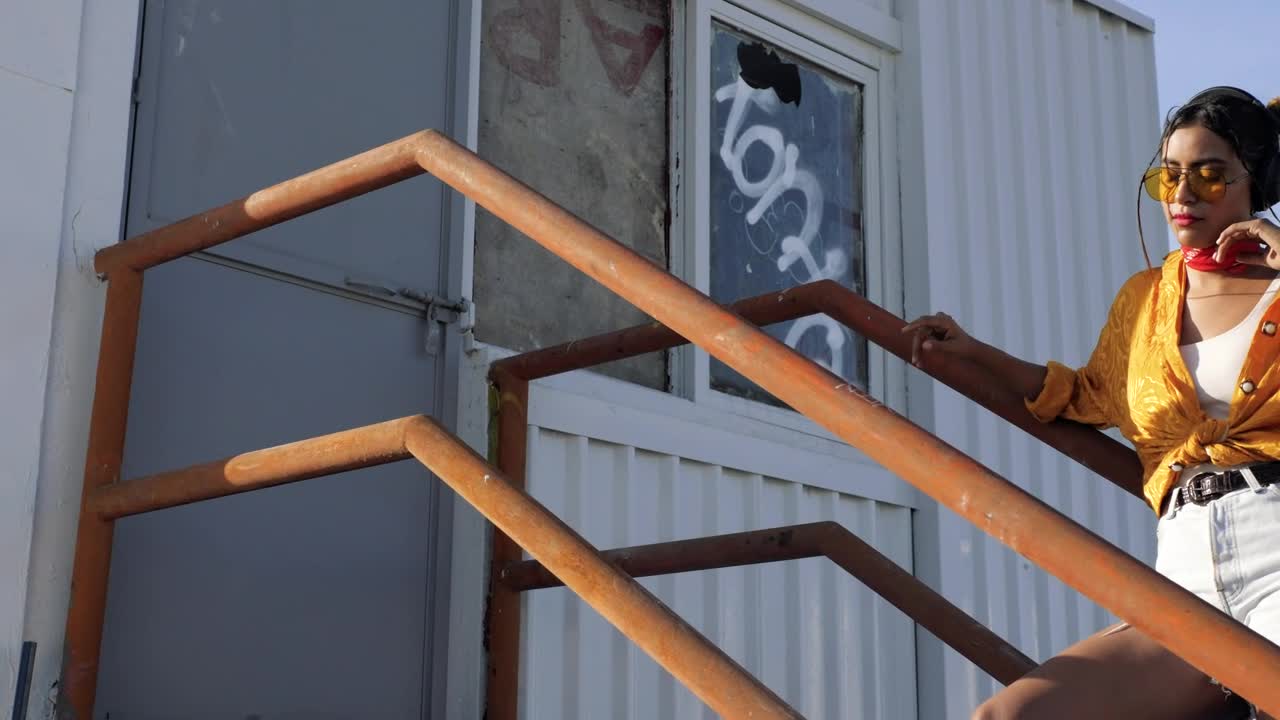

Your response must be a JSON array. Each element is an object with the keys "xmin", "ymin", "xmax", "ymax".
[
  {"xmin": 966, "ymin": 338, "xmax": 1050, "ymax": 401},
  {"xmin": 901, "ymin": 312, "xmax": 1048, "ymax": 401}
]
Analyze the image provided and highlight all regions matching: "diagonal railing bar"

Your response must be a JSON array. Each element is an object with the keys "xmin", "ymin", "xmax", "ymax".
[
  {"xmin": 84, "ymin": 415, "xmax": 804, "ymax": 719},
  {"xmin": 489, "ymin": 280, "xmax": 1144, "ymax": 499},
  {"xmin": 500, "ymin": 522, "xmax": 1037, "ymax": 687},
  {"xmin": 409, "ymin": 130, "xmax": 1280, "ymax": 715}
]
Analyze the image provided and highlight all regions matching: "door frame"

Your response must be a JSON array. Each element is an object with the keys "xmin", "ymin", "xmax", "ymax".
[
  {"xmin": 431, "ymin": 1, "xmax": 484, "ymax": 718},
  {"xmin": 113, "ymin": 2, "xmax": 480, "ymax": 717}
]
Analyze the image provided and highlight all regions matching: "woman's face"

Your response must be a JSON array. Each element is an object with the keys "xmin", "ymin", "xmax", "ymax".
[{"xmin": 1161, "ymin": 124, "xmax": 1254, "ymax": 248}]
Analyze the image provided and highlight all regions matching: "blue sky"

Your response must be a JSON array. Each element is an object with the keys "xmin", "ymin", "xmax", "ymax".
[{"xmin": 1121, "ymin": 0, "xmax": 1276, "ymax": 126}]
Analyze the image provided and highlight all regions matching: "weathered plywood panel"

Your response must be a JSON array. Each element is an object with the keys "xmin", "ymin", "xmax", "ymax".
[{"xmin": 476, "ymin": 0, "xmax": 670, "ymax": 388}]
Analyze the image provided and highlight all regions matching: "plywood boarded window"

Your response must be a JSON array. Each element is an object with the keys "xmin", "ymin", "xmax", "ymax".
[{"xmin": 475, "ymin": 0, "xmax": 670, "ymax": 389}]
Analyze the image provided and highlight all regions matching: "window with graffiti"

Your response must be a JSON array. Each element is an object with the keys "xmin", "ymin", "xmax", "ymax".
[{"xmin": 709, "ymin": 22, "xmax": 868, "ymax": 407}]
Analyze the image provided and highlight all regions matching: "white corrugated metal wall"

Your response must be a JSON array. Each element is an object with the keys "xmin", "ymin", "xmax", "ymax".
[
  {"xmin": 518, "ymin": 379, "xmax": 919, "ymax": 719},
  {"xmin": 903, "ymin": 0, "xmax": 1162, "ymax": 715}
]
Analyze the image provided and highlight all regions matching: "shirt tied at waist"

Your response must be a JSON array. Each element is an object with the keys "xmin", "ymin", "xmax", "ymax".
[{"xmin": 1179, "ymin": 417, "xmax": 1231, "ymax": 465}]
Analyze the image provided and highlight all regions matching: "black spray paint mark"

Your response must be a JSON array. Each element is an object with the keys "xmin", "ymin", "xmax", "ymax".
[{"xmin": 736, "ymin": 41, "xmax": 801, "ymax": 106}]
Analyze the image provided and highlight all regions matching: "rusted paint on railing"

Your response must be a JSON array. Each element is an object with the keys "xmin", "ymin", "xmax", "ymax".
[
  {"xmin": 484, "ymin": 367, "xmax": 529, "ymax": 720},
  {"xmin": 490, "ymin": 281, "xmax": 1143, "ymax": 499},
  {"xmin": 71, "ymin": 414, "xmax": 802, "ymax": 719},
  {"xmin": 60, "ymin": 269, "xmax": 143, "ymax": 720},
  {"xmin": 490, "ymin": 288, "xmax": 813, "ymax": 381},
  {"xmin": 413, "ymin": 131, "xmax": 1280, "ymax": 715},
  {"xmin": 502, "ymin": 523, "xmax": 822, "ymax": 591},
  {"xmin": 401, "ymin": 416, "xmax": 804, "ymax": 719},
  {"xmin": 89, "ymin": 418, "xmax": 419, "ymax": 519},
  {"xmin": 80, "ymin": 128, "xmax": 800, "ymax": 720},
  {"xmin": 501, "ymin": 521, "xmax": 1037, "ymax": 686},
  {"xmin": 805, "ymin": 285, "xmax": 1146, "ymax": 499},
  {"xmin": 93, "ymin": 133, "xmax": 432, "ymax": 275}
]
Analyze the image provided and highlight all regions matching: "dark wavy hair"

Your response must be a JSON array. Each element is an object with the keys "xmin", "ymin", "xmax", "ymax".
[{"xmin": 1136, "ymin": 86, "xmax": 1280, "ymax": 267}]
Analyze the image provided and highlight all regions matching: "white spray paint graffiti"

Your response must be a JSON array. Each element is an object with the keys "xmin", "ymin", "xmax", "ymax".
[{"xmin": 714, "ymin": 76, "xmax": 849, "ymax": 377}]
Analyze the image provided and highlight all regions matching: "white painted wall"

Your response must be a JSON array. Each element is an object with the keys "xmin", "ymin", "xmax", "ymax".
[
  {"xmin": 0, "ymin": 58, "xmax": 67, "ymax": 720},
  {"xmin": 0, "ymin": 0, "xmax": 90, "ymax": 712},
  {"xmin": 9, "ymin": 0, "xmax": 144, "ymax": 715},
  {"xmin": 897, "ymin": 0, "xmax": 1162, "ymax": 717}
]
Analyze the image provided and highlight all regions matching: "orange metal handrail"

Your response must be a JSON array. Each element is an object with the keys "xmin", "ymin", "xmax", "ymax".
[
  {"xmin": 83, "ymin": 415, "xmax": 803, "ymax": 719},
  {"xmin": 482, "ymin": 281, "xmax": 1141, "ymax": 717},
  {"xmin": 68, "ymin": 130, "xmax": 795, "ymax": 718},
  {"xmin": 65, "ymin": 128, "xmax": 1280, "ymax": 718},
  {"xmin": 500, "ymin": 522, "xmax": 1038, "ymax": 686},
  {"xmin": 490, "ymin": 280, "xmax": 1144, "ymax": 498},
  {"xmin": 62, "ymin": 269, "xmax": 141, "ymax": 719},
  {"xmin": 408, "ymin": 131, "xmax": 1280, "ymax": 714},
  {"xmin": 64, "ymin": 133, "xmax": 454, "ymax": 719}
]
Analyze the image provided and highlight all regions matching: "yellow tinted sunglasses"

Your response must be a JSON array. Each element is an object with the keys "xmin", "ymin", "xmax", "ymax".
[{"xmin": 1142, "ymin": 165, "xmax": 1250, "ymax": 203}]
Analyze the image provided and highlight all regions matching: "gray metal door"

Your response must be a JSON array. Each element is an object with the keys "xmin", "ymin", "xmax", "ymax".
[{"xmin": 96, "ymin": 2, "xmax": 459, "ymax": 717}]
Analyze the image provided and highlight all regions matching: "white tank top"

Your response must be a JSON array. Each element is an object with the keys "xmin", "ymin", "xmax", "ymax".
[
  {"xmin": 1175, "ymin": 277, "xmax": 1280, "ymax": 485},
  {"xmin": 1178, "ymin": 276, "xmax": 1280, "ymax": 420}
]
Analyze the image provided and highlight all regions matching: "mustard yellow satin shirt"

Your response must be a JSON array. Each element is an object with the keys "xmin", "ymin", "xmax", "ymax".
[{"xmin": 1026, "ymin": 251, "xmax": 1280, "ymax": 514}]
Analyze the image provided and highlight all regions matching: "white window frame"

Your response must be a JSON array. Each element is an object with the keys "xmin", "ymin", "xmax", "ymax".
[{"xmin": 671, "ymin": 0, "xmax": 905, "ymax": 445}]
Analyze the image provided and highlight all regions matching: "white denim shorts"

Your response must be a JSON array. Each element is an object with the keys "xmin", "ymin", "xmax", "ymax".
[{"xmin": 1155, "ymin": 475, "xmax": 1280, "ymax": 716}]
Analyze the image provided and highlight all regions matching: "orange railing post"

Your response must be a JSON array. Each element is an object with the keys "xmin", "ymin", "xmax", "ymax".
[
  {"xmin": 60, "ymin": 269, "xmax": 143, "ymax": 719},
  {"xmin": 485, "ymin": 368, "xmax": 529, "ymax": 720}
]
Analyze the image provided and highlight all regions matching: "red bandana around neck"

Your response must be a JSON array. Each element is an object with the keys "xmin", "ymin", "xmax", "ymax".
[{"xmin": 1182, "ymin": 244, "xmax": 1250, "ymax": 275}]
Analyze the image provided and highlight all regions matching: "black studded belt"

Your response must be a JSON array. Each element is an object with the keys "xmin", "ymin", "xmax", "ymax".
[{"xmin": 1166, "ymin": 461, "xmax": 1280, "ymax": 514}]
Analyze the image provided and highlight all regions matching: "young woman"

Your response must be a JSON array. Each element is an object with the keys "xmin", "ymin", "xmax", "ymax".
[{"xmin": 904, "ymin": 86, "xmax": 1280, "ymax": 719}]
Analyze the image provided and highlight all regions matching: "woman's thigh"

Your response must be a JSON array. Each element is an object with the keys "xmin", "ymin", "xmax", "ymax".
[
  {"xmin": 972, "ymin": 623, "xmax": 1239, "ymax": 720},
  {"xmin": 1229, "ymin": 486, "xmax": 1280, "ymax": 639}
]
